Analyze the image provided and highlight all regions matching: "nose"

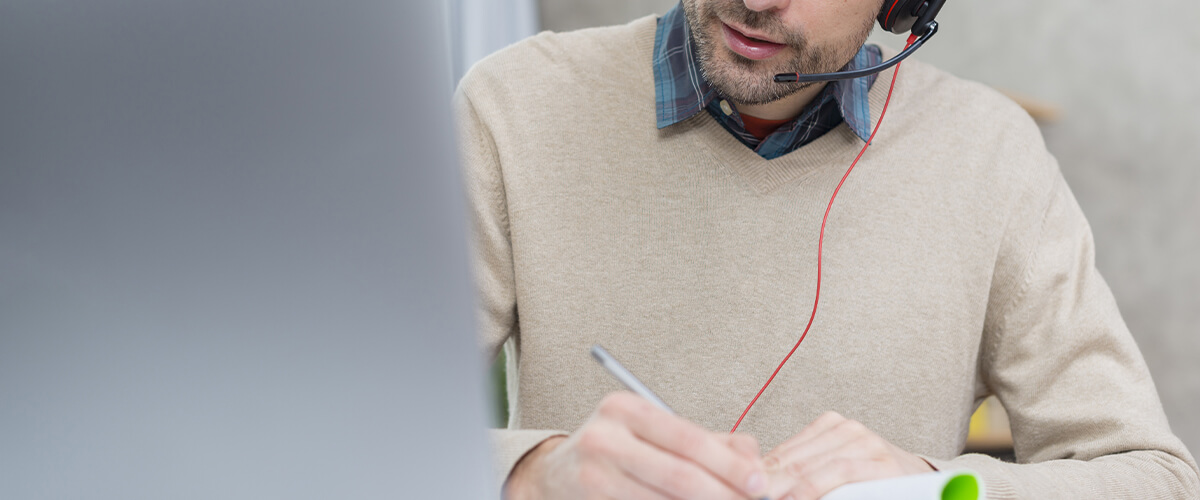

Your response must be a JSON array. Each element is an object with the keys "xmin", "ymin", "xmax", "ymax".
[{"xmin": 743, "ymin": 0, "xmax": 790, "ymax": 12}]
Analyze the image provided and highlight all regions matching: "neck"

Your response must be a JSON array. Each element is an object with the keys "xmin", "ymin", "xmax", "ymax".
[{"xmin": 733, "ymin": 82, "xmax": 827, "ymax": 120}]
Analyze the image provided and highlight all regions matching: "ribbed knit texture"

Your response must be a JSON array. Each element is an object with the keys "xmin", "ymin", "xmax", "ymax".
[{"xmin": 455, "ymin": 15, "xmax": 1200, "ymax": 499}]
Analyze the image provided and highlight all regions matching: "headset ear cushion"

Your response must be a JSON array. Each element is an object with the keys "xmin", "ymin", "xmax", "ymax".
[{"xmin": 877, "ymin": 0, "xmax": 920, "ymax": 35}]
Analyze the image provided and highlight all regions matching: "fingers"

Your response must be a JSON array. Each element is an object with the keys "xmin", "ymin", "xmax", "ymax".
[
  {"xmin": 724, "ymin": 433, "xmax": 762, "ymax": 460},
  {"xmin": 604, "ymin": 425, "xmax": 750, "ymax": 500},
  {"xmin": 763, "ymin": 412, "xmax": 930, "ymax": 500},
  {"xmin": 766, "ymin": 411, "xmax": 848, "ymax": 465},
  {"xmin": 579, "ymin": 460, "xmax": 679, "ymax": 500},
  {"xmin": 767, "ymin": 417, "xmax": 876, "ymax": 473},
  {"xmin": 602, "ymin": 478, "xmax": 675, "ymax": 500},
  {"xmin": 597, "ymin": 392, "xmax": 770, "ymax": 499},
  {"xmin": 572, "ymin": 421, "xmax": 678, "ymax": 500},
  {"xmin": 782, "ymin": 458, "xmax": 897, "ymax": 500},
  {"xmin": 788, "ymin": 435, "xmax": 889, "ymax": 478}
]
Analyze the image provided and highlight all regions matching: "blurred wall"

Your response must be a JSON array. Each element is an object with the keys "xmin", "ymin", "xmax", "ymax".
[
  {"xmin": 539, "ymin": 0, "xmax": 1200, "ymax": 454},
  {"xmin": 539, "ymin": 0, "xmax": 674, "ymax": 32}
]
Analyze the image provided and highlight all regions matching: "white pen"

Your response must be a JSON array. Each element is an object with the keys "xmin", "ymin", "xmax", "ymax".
[
  {"xmin": 590, "ymin": 344, "xmax": 675, "ymax": 414},
  {"xmin": 590, "ymin": 344, "xmax": 771, "ymax": 500}
]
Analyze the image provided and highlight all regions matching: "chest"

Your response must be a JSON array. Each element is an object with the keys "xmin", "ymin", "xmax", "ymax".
[{"xmin": 501, "ymin": 134, "xmax": 1001, "ymax": 454}]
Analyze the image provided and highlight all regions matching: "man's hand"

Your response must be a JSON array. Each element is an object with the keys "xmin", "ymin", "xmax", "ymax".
[
  {"xmin": 763, "ymin": 411, "xmax": 934, "ymax": 500},
  {"xmin": 505, "ymin": 391, "xmax": 772, "ymax": 500}
]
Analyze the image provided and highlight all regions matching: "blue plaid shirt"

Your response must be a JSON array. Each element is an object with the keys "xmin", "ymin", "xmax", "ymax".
[{"xmin": 654, "ymin": 3, "xmax": 881, "ymax": 160}]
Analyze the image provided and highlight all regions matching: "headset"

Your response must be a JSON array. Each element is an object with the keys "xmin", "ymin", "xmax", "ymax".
[
  {"xmin": 731, "ymin": 0, "xmax": 949, "ymax": 432},
  {"xmin": 774, "ymin": 0, "xmax": 947, "ymax": 83}
]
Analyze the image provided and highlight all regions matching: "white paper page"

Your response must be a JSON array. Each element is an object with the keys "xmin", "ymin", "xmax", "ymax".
[{"xmin": 821, "ymin": 470, "xmax": 984, "ymax": 500}]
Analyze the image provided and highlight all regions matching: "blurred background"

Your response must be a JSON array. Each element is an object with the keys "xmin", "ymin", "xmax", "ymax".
[
  {"xmin": 2, "ymin": 1, "xmax": 495, "ymax": 497},
  {"xmin": 456, "ymin": 0, "xmax": 1200, "ymax": 458}
]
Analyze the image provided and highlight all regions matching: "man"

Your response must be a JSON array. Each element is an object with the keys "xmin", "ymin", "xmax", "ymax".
[{"xmin": 455, "ymin": 0, "xmax": 1200, "ymax": 498}]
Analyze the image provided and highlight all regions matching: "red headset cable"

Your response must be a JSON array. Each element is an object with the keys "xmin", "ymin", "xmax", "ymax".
[{"xmin": 730, "ymin": 34, "xmax": 920, "ymax": 434}]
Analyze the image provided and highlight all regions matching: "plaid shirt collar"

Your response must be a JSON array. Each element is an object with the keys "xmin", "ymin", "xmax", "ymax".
[{"xmin": 653, "ymin": 3, "xmax": 881, "ymax": 159}]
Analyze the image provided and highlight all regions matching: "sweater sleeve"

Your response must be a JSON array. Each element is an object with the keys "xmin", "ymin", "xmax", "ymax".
[
  {"xmin": 921, "ymin": 159, "xmax": 1199, "ymax": 498},
  {"xmin": 454, "ymin": 87, "xmax": 570, "ymax": 493}
]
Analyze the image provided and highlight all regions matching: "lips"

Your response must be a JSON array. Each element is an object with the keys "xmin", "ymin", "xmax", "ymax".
[{"xmin": 720, "ymin": 22, "xmax": 786, "ymax": 60}]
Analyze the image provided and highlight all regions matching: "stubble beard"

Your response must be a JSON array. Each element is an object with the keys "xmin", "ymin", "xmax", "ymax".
[{"xmin": 681, "ymin": 0, "xmax": 875, "ymax": 105}]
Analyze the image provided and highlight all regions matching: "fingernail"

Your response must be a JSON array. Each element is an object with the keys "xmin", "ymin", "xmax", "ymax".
[{"xmin": 746, "ymin": 472, "xmax": 766, "ymax": 494}]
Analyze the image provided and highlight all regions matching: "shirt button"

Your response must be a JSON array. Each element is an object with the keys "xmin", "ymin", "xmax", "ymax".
[{"xmin": 719, "ymin": 99, "xmax": 733, "ymax": 116}]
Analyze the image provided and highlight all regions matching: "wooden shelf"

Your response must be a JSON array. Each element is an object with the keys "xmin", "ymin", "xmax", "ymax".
[
  {"xmin": 998, "ymin": 89, "xmax": 1063, "ymax": 124},
  {"xmin": 965, "ymin": 396, "xmax": 1013, "ymax": 456}
]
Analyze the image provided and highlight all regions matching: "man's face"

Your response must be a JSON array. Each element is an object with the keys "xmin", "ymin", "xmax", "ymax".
[{"xmin": 681, "ymin": 0, "xmax": 880, "ymax": 105}]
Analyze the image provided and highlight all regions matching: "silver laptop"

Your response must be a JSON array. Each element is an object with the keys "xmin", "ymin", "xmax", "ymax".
[{"xmin": 0, "ymin": 1, "xmax": 493, "ymax": 498}]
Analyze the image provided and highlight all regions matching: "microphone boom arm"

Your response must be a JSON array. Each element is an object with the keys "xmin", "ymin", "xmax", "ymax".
[{"xmin": 774, "ymin": 21, "xmax": 938, "ymax": 83}]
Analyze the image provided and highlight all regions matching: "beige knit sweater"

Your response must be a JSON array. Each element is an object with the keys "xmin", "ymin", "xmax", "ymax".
[{"xmin": 455, "ymin": 15, "xmax": 1199, "ymax": 499}]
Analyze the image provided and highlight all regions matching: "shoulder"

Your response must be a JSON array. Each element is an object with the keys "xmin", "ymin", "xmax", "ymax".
[
  {"xmin": 456, "ymin": 15, "xmax": 657, "ymax": 115},
  {"xmin": 895, "ymin": 53, "xmax": 1042, "ymax": 148},
  {"xmin": 884, "ymin": 49, "xmax": 1058, "ymax": 188}
]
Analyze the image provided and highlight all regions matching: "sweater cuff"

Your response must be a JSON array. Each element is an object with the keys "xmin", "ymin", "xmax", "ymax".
[
  {"xmin": 917, "ymin": 453, "xmax": 1020, "ymax": 500},
  {"xmin": 489, "ymin": 429, "xmax": 570, "ymax": 496}
]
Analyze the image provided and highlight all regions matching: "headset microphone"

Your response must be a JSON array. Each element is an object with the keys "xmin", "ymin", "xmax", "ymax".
[{"xmin": 774, "ymin": 0, "xmax": 947, "ymax": 83}]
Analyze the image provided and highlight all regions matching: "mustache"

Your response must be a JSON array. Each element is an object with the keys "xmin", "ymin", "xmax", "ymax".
[{"xmin": 708, "ymin": 1, "xmax": 806, "ymax": 48}]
